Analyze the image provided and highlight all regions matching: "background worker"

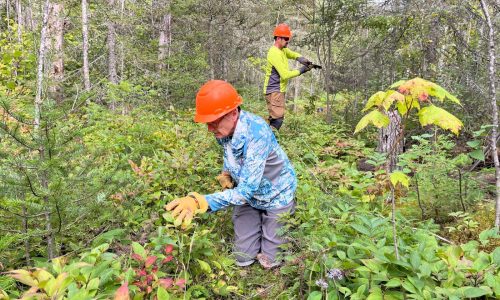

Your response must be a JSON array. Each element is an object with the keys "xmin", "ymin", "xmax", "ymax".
[
  {"xmin": 165, "ymin": 80, "xmax": 297, "ymax": 269},
  {"xmin": 264, "ymin": 23, "xmax": 313, "ymax": 130}
]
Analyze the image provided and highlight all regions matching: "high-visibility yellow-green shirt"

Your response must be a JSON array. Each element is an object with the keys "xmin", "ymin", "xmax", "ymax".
[{"xmin": 263, "ymin": 46, "xmax": 302, "ymax": 94}]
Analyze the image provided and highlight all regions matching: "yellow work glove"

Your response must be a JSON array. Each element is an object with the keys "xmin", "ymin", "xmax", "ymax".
[
  {"xmin": 164, "ymin": 192, "xmax": 209, "ymax": 226},
  {"xmin": 216, "ymin": 171, "xmax": 234, "ymax": 190}
]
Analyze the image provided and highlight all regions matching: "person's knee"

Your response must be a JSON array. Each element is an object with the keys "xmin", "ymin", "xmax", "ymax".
[{"xmin": 269, "ymin": 117, "xmax": 284, "ymax": 130}]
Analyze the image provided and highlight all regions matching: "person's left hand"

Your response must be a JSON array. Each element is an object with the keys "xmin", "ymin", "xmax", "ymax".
[
  {"xmin": 297, "ymin": 57, "xmax": 311, "ymax": 66},
  {"xmin": 216, "ymin": 171, "xmax": 234, "ymax": 190}
]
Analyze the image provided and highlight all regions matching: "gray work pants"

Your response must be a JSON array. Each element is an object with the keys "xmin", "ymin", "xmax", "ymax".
[{"xmin": 232, "ymin": 200, "xmax": 295, "ymax": 266}]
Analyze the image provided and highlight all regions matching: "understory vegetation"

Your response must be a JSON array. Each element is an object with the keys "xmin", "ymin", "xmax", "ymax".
[{"xmin": 1, "ymin": 96, "xmax": 498, "ymax": 299}]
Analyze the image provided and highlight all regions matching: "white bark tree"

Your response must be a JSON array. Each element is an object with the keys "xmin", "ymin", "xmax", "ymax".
[
  {"xmin": 47, "ymin": 2, "xmax": 64, "ymax": 103},
  {"xmin": 15, "ymin": 0, "xmax": 22, "ymax": 42},
  {"xmin": 107, "ymin": 0, "xmax": 118, "ymax": 85},
  {"xmin": 82, "ymin": 0, "xmax": 90, "ymax": 91},
  {"xmin": 479, "ymin": 0, "xmax": 499, "ymax": 229},
  {"xmin": 157, "ymin": 9, "xmax": 171, "ymax": 72},
  {"xmin": 107, "ymin": 0, "xmax": 118, "ymax": 110}
]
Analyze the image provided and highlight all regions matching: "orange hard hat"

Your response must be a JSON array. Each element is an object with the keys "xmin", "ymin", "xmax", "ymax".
[
  {"xmin": 273, "ymin": 23, "xmax": 292, "ymax": 38},
  {"xmin": 194, "ymin": 80, "xmax": 243, "ymax": 123}
]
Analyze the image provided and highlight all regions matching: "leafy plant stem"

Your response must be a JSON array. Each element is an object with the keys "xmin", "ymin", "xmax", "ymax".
[
  {"xmin": 458, "ymin": 169, "xmax": 466, "ymax": 212},
  {"xmin": 390, "ymin": 186, "xmax": 399, "ymax": 260},
  {"xmin": 414, "ymin": 173, "xmax": 424, "ymax": 220}
]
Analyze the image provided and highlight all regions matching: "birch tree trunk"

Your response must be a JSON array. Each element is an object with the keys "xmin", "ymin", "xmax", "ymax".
[
  {"xmin": 157, "ymin": 11, "xmax": 171, "ymax": 72},
  {"xmin": 479, "ymin": 0, "xmax": 499, "ymax": 228},
  {"xmin": 34, "ymin": 0, "xmax": 55, "ymax": 259},
  {"xmin": 107, "ymin": 0, "xmax": 118, "ymax": 110},
  {"xmin": 15, "ymin": 0, "xmax": 22, "ymax": 42},
  {"xmin": 47, "ymin": 3, "xmax": 64, "ymax": 103},
  {"xmin": 6, "ymin": 0, "xmax": 10, "ymax": 21},
  {"xmin": 26, "ymin": 2, "xmax": 35, "ymax": 31},
  {"xmin": 82, "ymin": 0, "xmax": 91, "ymax": 91}
]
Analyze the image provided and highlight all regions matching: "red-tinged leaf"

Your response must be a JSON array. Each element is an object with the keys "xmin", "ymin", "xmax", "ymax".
[
  {"xmin": 398, "ymin": 86, "xmax": 409, "ymax": 95},
  {"xmin": 159, "ymin": 278, "xmax": 173, "ymax": 289},
  {"xmin": 146, "ymin": 286, "xmax": 153, "ymax": 294},
  {"xmin": 132, "ymin": 280, "xmax": 146, "ymax": 290},
  {"xmin": 131, "ymin": 253, "xmax": 143, "ymax": 262},
  {"xmin": 135, "ymin": 268, "xmax": 147, "ymax": 277},
  {"xmin": 162, "ymin": 256, "xmax": 173, "ymax": 264},
  {"xmin": 164, "ymin": 244, "xmax": 174, "ymax": 254},
  {"xmin": 175, "ymin": 278, "xmax": 186, "ymax": 289},
  {"xmin": 418, "ymin": 92, "xmax": 429, "ymax": 102},
  {"xmin": 146, "ymin": 275, "xmax": 154, "ymax": 284},
  {"xmin": 152, "ymin": 266, "xmax": 158, "ymax": 273},
  {"xmin": 145, "ymin": 256, "xmax": 157, "ymax": 268},
  {"xmin": 114, "ymin": 282, "xmax": 130, "ymax": 300}
]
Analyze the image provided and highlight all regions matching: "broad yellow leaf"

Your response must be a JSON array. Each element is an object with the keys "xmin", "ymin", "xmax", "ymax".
[
  {"xmin": 363, "ymin": 91, "xmax": 386, "ymax": 112},
  {"xmin": 382, "ymin": 90, "xmax": 404, "ymax": 111},
  {"xmin": 355, "ymin": 110, "xmax": 390, "ymax": 133},
  {"xmin": 6, "ymin": 269, "xmax": 37, "ymax": 287},
  {"xmin": 33, "ymin": 268, "xmax": 54, "ymax": 287},
  {"xmin": 396, "ymin": 95, "xmax": 421, "ymax": 116},
  {"xmin": 418, "ymin": 105, "xmax": 463, "ymax": 135}
]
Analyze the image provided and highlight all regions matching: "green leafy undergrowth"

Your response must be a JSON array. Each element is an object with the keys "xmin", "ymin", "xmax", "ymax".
[
  {"xmin": 282, "ymin": 198, "xmax": 499, "ymax": 299},
  {"xmin": 1, "ymin": 107, "xmax": 498, "ymax": 299}
]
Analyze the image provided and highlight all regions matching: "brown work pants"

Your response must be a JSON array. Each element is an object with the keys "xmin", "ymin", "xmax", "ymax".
[{"xmin": 265, "ymin": 92, "xmax": 286, "ymax": 119}]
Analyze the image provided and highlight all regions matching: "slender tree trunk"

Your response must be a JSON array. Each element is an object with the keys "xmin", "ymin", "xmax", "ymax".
[
  {"xmin": 119, "ymin": 0, "xmax": 125, "ymax": 82},
  {"xmin": 107, "ymin": 0, "xmax": 118, "ymax": 110},
  {"xmin": 325, "ymin": 37, "xmax": 332, "ymax": 123},
  {"xmin": 82, "ymin": 0, "xmax": 91, "ymax": 91},
  {"xmin": 107, "ymin": 0, "xmax": 117, "ymax": 85},
  {"xmin": 479, "ymin": 0, "xmax": 499, "ymax": 228},
  {"xmin": 157, "ymin": 12, "xmax": 171, "ymax": 72},
  {"xmin": 15, "ymin": 0, "xmax": 22, "ymax": 42},
  {"xmin": 22, "ymin": 205, "xmax": 31, "ymax": 266},
  {"xmin": 34, "ymin": 0, "xmax": 55, "ymax": 259},
  {"xmin": 47, "ymin": 3, "xmax": 64, "ymax": 103},
  {"xmin": 26, "ymin": 2, "xmax": 35, "ymax": 30},
  {"xmin": 207, "ymin": 19, "xmax": 214, "ymax": 80},
  {"xmin": 390, "ymin": 186, "xmax": 399, "ymax": 259}
]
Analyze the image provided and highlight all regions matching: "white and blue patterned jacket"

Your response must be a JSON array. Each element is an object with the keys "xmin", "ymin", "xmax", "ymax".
[{"xmin": 205, "ymin": 110, "xmax": 297, "ymax": 211}]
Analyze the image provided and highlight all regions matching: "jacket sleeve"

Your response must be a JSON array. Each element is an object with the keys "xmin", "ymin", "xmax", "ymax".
[
  {"xmin": 267, "ymin": 48, "xmax": 300, "ymax": 80},
  {"xmin": 284, "ymin": 48, "xmax": 302, "ymax": 60},
  {"xmin": 204, "ymin": 134, "xmax": 272, "ymax": 211}
]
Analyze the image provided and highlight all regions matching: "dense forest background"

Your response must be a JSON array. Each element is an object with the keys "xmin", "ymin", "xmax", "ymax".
[{"xmin": 0, "ymin": 0, "xmax": 499, "ymax": 299}]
